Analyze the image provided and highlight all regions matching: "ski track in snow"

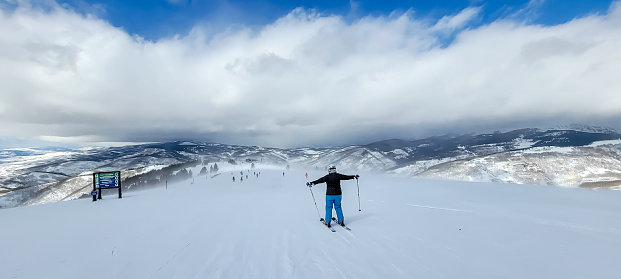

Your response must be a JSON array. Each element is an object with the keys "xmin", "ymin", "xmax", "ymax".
[
  {"xmin": 404, "ymin": 203, "xmax": 474, "ymax": 213},
  {"xmin": 1, "ymin": 167, "xmax": 621, "ymax": 278}
]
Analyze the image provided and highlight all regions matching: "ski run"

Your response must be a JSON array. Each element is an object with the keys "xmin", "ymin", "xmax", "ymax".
[{"xmin": 1, "ymin": 165, "xmax": 621, "ymax": 279}]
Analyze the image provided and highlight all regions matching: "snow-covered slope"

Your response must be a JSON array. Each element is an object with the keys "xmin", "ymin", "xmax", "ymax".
[
  {"xmin": 0, "ymin": 142, "xmax": 392, "ymax": 208},
  {"xmin": 1, "ymin": 167, "xmax": 620, "ymax": 279},
  {"xmin": 395, "ymin": 144, "xmax": 621, "ymax": 189},
  {"xmin": 2, "ymin": 126, "xmax": 621, "ymax": 209}
]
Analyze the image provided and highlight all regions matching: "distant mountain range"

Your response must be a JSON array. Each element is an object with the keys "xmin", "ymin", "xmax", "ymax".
[{"xmin": 1, "ymin": 126, "xmax": 621, "ymax": 209}]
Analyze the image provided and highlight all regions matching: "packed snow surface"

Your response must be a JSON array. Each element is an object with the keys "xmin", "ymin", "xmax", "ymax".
[{"xmin": 1, "ymin": 167, "xmax": 621, "ymax": 279}]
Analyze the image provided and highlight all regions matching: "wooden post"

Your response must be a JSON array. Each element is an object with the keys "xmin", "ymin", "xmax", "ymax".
[
  {"xmin": 118, "ymin": 172, "xmax": 122, "ymax": 199},
  {"xmin": 92, "ymin": 173, "xmax": 97, "ymax": 202}
]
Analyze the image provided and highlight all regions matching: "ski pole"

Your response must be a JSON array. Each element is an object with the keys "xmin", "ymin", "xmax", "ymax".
[
  {"xmin": 356, "ymin": 177, "xmax": 361, "ymax": 211},
  {"xmin": 309, "ymin": 185, "xmax": 322, "ymax": 220}
]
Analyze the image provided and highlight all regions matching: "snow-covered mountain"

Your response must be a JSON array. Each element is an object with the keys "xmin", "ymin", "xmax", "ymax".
[
  {"xmin": 2, "ymin": 167, "xmax": 621, "ymax": 278},
  {"xmin": 386, "ymin": 128, "xmax": 621, "ymax": 188},
  {"xmin": 1, "ymin": 126, "xmax": 621, "ymax": 209}
]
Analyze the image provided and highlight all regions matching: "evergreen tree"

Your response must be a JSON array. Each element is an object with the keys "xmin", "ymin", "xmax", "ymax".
[
  {"xmin": 172, "ymin": 169, "xmax": 190, "ymax": 182},
  {"xmin": 200, "ymin": 166, "xmax": 207, "ymax": 175}
]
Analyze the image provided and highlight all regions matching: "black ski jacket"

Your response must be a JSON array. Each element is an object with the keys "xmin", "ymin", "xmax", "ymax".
[{"xmin": 310, "ymin": 173, "xmax": 356, "ymax": 195}]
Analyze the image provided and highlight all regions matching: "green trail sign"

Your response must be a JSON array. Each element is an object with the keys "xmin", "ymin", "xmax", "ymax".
[
  {"xmin": 92, "ymin": 171, "xmax": 122, "ymax": 201},
  {"xmin": 95, "ymin": 172, "xmax": 120, "ymax": 188}
]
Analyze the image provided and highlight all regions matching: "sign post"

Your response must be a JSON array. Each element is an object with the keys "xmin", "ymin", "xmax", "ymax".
[{"xmin": 92, "ymin": 171, "xmax": 122, "ymax": 201}]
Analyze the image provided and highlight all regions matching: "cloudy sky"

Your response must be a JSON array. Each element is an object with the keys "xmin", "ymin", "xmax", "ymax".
[{"xmin": 1, "ymin": 0, "xmax": 620, "ymax": 148}]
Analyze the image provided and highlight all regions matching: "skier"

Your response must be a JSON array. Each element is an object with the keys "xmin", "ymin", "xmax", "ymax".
[{"xmin": 307, "ymin": 165, "xmax": 359, "ymax": 227}]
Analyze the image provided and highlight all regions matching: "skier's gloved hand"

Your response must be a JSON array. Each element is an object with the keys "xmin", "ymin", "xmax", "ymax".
[
  {"xmin": 306, "ymin": 182, "xmax": 312, "ymax": 187},
  {"xmin": 355, "ymin": 175, "xmax": 360, "ymax": 179}
]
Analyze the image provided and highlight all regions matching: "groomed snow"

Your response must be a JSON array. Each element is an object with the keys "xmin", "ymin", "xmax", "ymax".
[{"xmin": 1, "ymin": 167, "xmax": 620, "ymax": 279}]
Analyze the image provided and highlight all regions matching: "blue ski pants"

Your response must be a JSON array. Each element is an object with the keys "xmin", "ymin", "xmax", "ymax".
[{"xmin": 325, "ymin": 195, "xmax": 344, "ymax": 223}]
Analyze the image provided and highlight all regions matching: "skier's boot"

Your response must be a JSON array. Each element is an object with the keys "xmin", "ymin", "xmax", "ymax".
[
  {"xmin": 324, "ymin": 221, "xmax": 331, "ymax": 227},
  {"xmin": 338, "ymin": 221, "xmax": 345, "ymax": 226}
]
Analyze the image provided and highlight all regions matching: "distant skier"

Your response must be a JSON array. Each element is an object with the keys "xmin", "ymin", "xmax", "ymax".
[
  {"xmin": 307, "ymin": 165, "xmax": 359, "ymax": 227},
  {"xmin": 232, "ymin": 177, "xmax": 235, "ymax": 182},
  {"xmin": 305, "ymin": 172, "xmax": 308, "ymax": 179}
]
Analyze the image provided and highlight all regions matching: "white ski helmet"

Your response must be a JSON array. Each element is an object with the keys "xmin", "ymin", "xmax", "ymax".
[{"xmin": 328, "ymin": 165, "xmax": 336, "ymax": 173}]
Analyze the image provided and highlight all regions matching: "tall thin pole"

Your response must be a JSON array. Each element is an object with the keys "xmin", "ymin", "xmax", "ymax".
[
  {"xmin": 356, "ymin": 178, "xmax": 361, "ymax": 211},
  {"xmin": 309, "ymin": 186, "xmax": 322, "ymax": 220}
]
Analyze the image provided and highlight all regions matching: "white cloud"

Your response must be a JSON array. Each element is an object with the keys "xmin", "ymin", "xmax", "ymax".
[
  {"xmin": 1, "ymin": 1, "xmax": 621, "ymax": 148},
  {"xmin": 349, "ymin": 0, "xmax": 360, "ymax": 14},
  {"xmin": 510, "ymin": 0, "xmax": 546, "ymax": 23},
  {"xmin": 431, "ymin": 6, "xmax": 481, "ymax": 33}
]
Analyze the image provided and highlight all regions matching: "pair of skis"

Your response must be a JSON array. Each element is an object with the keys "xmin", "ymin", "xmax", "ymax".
[{"xmin": 320, "ymin": 218, "xmax": 351, "ymax": 232}]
